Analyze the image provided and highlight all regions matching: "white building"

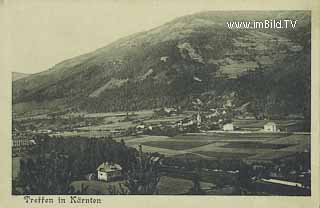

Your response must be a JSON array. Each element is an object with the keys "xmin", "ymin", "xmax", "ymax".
[
  {"xmin": 223, "ymin": 123, "xmax": 234, "ymax": 131},
  {"xmin": 264, "ymin": 122, "xmax": 277, "ymax": 132},
  {"xmin": 160, "ymin": 56, "xmax": 169, "ymax": 62},
  {"xmin": 97, "ymin": 162, "xmax": 122, "ymax": 182},
  {"xmin": 136, "ymin": 124, "xmax": 145, "ymax": 130}
]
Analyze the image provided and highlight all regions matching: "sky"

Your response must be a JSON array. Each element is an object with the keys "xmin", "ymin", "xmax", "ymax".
[
  {"xmin": 1, "ymin": 0, "xmax": 311, "ymax": 74},
  {"xmin": 2, "ymin": 0, "xmax": 217, "ymax": 74}
]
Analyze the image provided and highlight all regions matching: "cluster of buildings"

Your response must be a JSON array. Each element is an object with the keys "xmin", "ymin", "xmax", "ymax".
[
  {"xmin": 221, "ymin": 120, "xmax": 304, "ymax": 133},
  {"xmin": 142, "ymin": 105, "xmax": 291, "ymax": 134},
  {"xmin": 222, "ymin": 122, "xmax": 279, "ymax": 132},
  {"xmin": 12, "ymin": 130, "xmax": 37, "ymax": 154},
  {"xmin": 133, "ymin": 112, "xmax": 202, "ymax": 136},
  {"xmin": 132, "ymin": 108, "xmax": 294, "ymax": 136}
]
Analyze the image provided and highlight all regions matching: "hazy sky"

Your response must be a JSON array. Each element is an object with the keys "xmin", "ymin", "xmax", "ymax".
[
  {"xmin": 2, "ymin": 0, "xmax": 311, "ymax": 74},
  {"xmin": 2, "ymin": 0, "xmax": 216, "ymax": 74}
]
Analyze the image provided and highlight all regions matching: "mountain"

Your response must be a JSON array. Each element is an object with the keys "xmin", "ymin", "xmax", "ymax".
[
  {"xmin": 12, "ymin": 72, "xmax": 30, "ymax": 81},
  {"xmin": 12, "ymin": 11, "xmax": 311, "ymax": 121}
]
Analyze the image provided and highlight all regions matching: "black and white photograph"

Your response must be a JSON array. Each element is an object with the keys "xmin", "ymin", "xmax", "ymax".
[{"xmin": 2, "ymin": 0, "xmax": 319, "ymax": 203}]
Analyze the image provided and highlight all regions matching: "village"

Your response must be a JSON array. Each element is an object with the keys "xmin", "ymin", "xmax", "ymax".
[{"xmin": 12, "ymin": 99, "xmax": 311, "ymax": 195}]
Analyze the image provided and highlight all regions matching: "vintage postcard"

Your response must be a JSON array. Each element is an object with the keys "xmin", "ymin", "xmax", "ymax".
[{"xmin": 1, "ymin": 0, "xmax": 319, "ymax": 207}]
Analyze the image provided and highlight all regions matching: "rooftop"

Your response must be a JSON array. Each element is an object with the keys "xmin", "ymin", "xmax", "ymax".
[{"xmin": 97, "ymin": 162, "xmax": 122, "ymax": 173}]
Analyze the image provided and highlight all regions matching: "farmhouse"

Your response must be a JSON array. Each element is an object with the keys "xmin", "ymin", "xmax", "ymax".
[
  {"xmin": 97, "ymin": 162, "xmax": 122, "ymax": 182},
  {"xmin": 223, "ymin": 123, "xmax": 234, "ymax": 131},
  {"xmin": 264, "ymin": 122, "xmax": 277, "ymax": 132}
]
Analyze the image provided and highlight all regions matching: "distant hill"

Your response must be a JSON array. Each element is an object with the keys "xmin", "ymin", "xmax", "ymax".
[
  {"xmin": 12, "ymin": 11, "xmax": 311, "ymax": 123},
  {"xmin": 12, "ymin": 72, "xmax": 30, "ymax": 81}
]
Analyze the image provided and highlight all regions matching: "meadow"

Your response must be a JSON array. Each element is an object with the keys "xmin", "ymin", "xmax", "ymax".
[{"xmin": 122, "ymin": 132, "xmax": 310, "ymax": 162}]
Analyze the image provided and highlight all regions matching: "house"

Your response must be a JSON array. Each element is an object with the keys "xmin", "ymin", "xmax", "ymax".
[
  {"xmin": 264, "ymin": 122, "xmax": 278, "ymax": 132},
  {"xmin": 97, "ymin": 162, "xmax": 122, "ymax": 182},
  {"xmin": 136, "ymin": 124, "xmax": 145, "ymax": 130},
  {"xmin": 150, "ymin": 156, "xmax": 163, "ymax": 165},
  {"xmin": 223, "ymin": 123, "xmax": 234, "ymax": 131},
  {"xmin": 160, "ymin": 56, "xmax": 169, "ymax": 62}
]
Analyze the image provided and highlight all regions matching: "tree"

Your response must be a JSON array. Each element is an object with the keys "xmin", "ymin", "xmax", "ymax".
[
  {"xmin": 189, "ymin": 166, "xmax": 204, "ymax": 195},
  {"xmin": 18, "ymin": 152, "xmax": 73, "ymax": 194},
  {"xmin": 237, "ymin": 161, "xmax": 251, "ymax": 195},
  {"xmin": 108, "ymin": 146, "xmax": 161, "ymax": 195},
  {"xmin": 124, "ymin": 150, "xmax": 161, "ymax": 195}
]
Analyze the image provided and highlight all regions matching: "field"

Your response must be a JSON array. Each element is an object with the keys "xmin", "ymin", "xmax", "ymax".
[
  {"xmin": 158, "ymin": 176, "xmax": 214, "ymax": 195},
  {"xmin": 194, "ymin": 151, "xmax": 254, "ymax": 159},
  {"xmin": 222, "ymin": 142, "xmax": 291, "ymax": 149},
  {"xmin": 142, "ymin": 141, "xmax": 214, "ymax": 150},
  {"xmin": 121, "ymin": 132, "xmax": 310, "ymax": 162},
  {"xmin": 13, "ymin": 109, "xmax": 311, "ymax": 195},
  {"xmin": 51, "ymin": 130, "xmax": 111, "ymax": 138},
  {"xmin": 42, "ymin": 110, "xmax": 196, "ymax": 137},
  {"xmin": 233, "ymin": 119, "xmax": 306, "ymax": 131},
  {"xmin": 70, "ymin": 176, "xmax": 214, "ymax": 195},
  {"xmin": 70, "ymin": 180, "xmax": 126, "ymax": 194}
]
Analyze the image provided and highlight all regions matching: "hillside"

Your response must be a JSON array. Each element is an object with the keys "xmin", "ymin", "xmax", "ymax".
[
  {"xmin": 12, "ymin": 11, "xmax": 311, "ymax": 121},
  {"xmin": 12, "ymin": 72, "xmax": 30, "ymax": 81}
]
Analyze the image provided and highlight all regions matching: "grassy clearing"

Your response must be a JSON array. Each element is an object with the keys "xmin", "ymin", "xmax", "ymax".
[
  {"xmin": 142, "ymin": 140, "xmax": 214, "ymax": 150},
  {"xmin": 70, "ymin": 180, "xmax": 126, "ymax": 194},
  {"xmin": 185, "ymin": 142, "xmax": 228, "ymax": 152},
  {"xmin": 143, "ymin": 116, "xmax": 185, "ymax": 124},
  {"xmin": 80, "ymin": 110, "xmax": 154, "ymax": 119},
  {"xmin": 172, "ymin": 134, "xmax": 280, "ymax": 141},
  {"xmin": 195, "ymin": 151, "xmax": 254, "ymax": 159},
  {"xmin": 130, "ymin": 144, "xmax": 184, "ymax": 156},
  {"xmin": 278, "ymin": 143, "xmax": 310, "ymax": 152},
  {"xmin": 233, "ymin": 119, "xmax": 305, "ymax": 129},
  {"xmin": 247, "ymin": 151, "xmax": 298, "ymax": 160},
  {"xmin": 113, "ymin": 135, "xmax": 148, "ymax": 143},
  {"xmin": 124, "ymin": 135, "xmax": 172, "ymax": 146},
  {"xmin": 158, "ymin": 176, "xmax": 214, "ymax": 195},
  {"xmin": 51, "ymin": 130, "xmax": 112, "ymax": 138},
  {"xmin": 120, "ymin": 132, "xmax": 308, "ymax": 162},
  {"xmin": 77, "ymin": 121, "xmax": 135, "ymax": 131},
  {"xmin": 264, "ymin": 134, "xmax": 310, "ymax": 145},
  {"xmin": 222, "ymin": 142, "xmax": 292, "ymax": 149},
  {"xmin": 158, "ymin": 176, "xmax": 193, "ymax": 194},
  {"xmin": 172, "ymin": 153, "xmax": 207, "ymax": 160}
]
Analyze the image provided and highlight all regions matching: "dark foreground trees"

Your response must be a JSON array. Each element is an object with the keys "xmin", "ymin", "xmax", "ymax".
[
  {"xmin": 107, "ymin": 145, "xmax": 162, "ymax": 195},
  {"xmin": 14, "ymin": 135, "xmax": 162, "ymax": 195},
  {"xmin": 14, "ymin": 135, "xmax": 138, "ymax": 195}
]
